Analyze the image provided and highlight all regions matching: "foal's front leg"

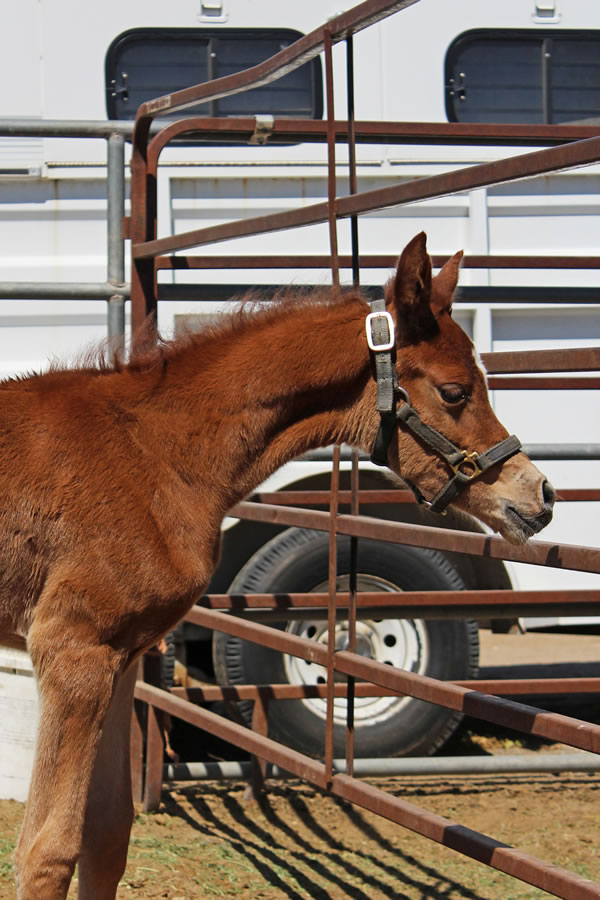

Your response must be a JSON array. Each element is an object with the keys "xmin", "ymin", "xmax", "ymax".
[
  {"xmin": 14, "ymin": 616, "xmax": 126, "ymax": 900},
  {"xmin": 78, "ymin": 663, "xmax": 138, "ymax": 899}
]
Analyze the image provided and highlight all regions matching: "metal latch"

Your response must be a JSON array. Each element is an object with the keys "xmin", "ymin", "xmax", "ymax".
[
  {"xmin": 198, "ymin": 1, "xmax": 228, "ymax": 23},
  {"xmin": 533, "ymin": 2, "xmax": 560, "ymax": 22},
  {"xmin": 249, "ymin": 115, "xmax": 274, "ymax": 146},
  {"xmin": 447, "ymin": 73, "xmax": 466, "ymax": 102},
  {"xmin": 109, "ymin": 72, "xmax": 128, "ymax": 105}
]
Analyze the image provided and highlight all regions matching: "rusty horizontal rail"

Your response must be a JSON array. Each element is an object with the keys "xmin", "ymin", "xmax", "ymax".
[
  {"xmin": 230, "ymin": 502, "xmax": 600, "ymax": 574},
  {"xmin": 252, "ymin": 488, "xmax": 600, "ymax": 505},
  {"xmin": 553, "ymin": 489, "xmax": 600, "ymax": 501},
  {"xmin": 146, "ymin": 117, "xmax": 600, "ymax": 149},
  {"xmin": 156, "ymin": 253, "xmax": 600, "ymax": 271},
  {"xmin": 487, "ymin": 376, "xmax": 600, "ymax": 390},
  {"xmin": 254, "ymin": 488, "xmax": 415, "ymax": 505},
  {"xmin": 133, "ymin": 680, "xmax": 600, "ymax": 898},
  {"xmin": 132, "ymin": 135, "xmax": 600, "ymax": 259},
  {"xmin": 156, "ymin": 283, "xmax": 600, "ymax": 308},
  {"xmin": 481, "ymin": 347, "xmax": 600, "ymax": 374},
  {"xmin": 469, "ymin": 679, "xmax": 600, "ymax": 695},
  {"xmin": 192, "ymin": 588, "xmax": 600, "ymax": 621},
  {"xmin": 170, "ymin": 677, "xmax": 600, "ymax": 703}
]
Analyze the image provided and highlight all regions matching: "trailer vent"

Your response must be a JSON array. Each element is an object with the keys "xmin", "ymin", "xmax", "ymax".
[
  {"xmin": 105, "ymin": 27, "xmax": 323, "ymax": 132},
  {"xmin": 445, "ymin": 29, "xmax": 600, "ymax": 125}
]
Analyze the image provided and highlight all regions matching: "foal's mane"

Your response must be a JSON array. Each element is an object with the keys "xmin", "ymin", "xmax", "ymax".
[{"xmin": 83, "ymin": 284, "xmax": 368, "ymax": 377}]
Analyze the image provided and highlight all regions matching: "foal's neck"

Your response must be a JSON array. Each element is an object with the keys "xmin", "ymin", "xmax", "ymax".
[{"xmin": 155, "ymin": 292, "xmax": 374, "ymax": 508}]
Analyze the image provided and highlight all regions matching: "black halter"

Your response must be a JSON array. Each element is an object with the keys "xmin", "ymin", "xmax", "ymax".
[{"xmin": 367, "ymin": 299, "xmax": 522, "ymax": 515}]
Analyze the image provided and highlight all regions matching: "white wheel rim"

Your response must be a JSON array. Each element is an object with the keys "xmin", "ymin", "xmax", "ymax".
[{"xmin": 283, "ymin": 575, "xmax": 430, "ymax": 725}]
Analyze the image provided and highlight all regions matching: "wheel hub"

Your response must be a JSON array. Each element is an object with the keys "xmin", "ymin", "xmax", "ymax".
[{"xmin": 283, "ymin": 575, "xmax": 430, "ymax": 725}]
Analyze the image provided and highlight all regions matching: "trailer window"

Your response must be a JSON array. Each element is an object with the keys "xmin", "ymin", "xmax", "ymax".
[
  {"xmin": 105, "ymin": 28, "xmax": 323, "ymax": 124},
  {"xmin": 445, "ymin": 30, "xmax": 600, "ymax": 124}
]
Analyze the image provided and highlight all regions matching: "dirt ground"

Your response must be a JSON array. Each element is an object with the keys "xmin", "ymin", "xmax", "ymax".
[
  {"xmin": 1, "ymin": 630, "xmax": 599, "ymax": 898},
  {"xmin": 1, "ymin": 762, "xmax": 599, "ymax": 899}
]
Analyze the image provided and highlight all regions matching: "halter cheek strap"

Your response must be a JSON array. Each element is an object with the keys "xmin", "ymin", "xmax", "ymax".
[
  {"xmin": 367, "ymin": 299, "xmax": 522, "ymax": 515},
  {"xmin": 366, "ymin": 304, "xmax": 398, "ymax": 466}
]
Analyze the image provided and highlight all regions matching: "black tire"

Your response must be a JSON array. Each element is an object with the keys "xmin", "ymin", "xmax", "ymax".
[
  {"xmin": 213, "ymin": 528, "xmax": 479, "ymax": 758},
  {"xmin": 160, "ymin": 630, "xmax": 177, "ymax": 689}
]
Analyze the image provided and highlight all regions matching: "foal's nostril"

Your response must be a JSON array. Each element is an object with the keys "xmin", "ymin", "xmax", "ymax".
[{"xmin": 542, "ymin": 479, "xmax": 556, "ymax": 509}]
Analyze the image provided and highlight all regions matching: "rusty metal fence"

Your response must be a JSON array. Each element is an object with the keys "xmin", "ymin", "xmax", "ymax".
[{"xmin": 128, "ymin": 1, "xmax": 600, "ymax": 896}]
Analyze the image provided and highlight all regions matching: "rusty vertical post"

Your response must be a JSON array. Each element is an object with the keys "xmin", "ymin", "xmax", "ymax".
[
  {"xmin": 130, "ymin": 705, "xmax": 144, "ymax": 803},
  {"xmin": 143, "ymin": 703, "xmax": 163, "ymax": 812},
  {"xmin": 129, "ymin": 117, "xmax": 159, "ymax": 336},
  {"xmin": 324, "ymin": 25, "xmax": 341, "ymax": 784},
  {"xmin": 246, "ymin": 691, "xmax": 269, "ymax": 802},
  {"xmin": 324, "ymin": 28, "xmax": 340, "ymax": 288},
  {"xmin": 130, "ymin": 657, "xmax": 146, "ymax": 804},
  {"xmin": 346, "ymin": 34, "xmax": 360, "ymax": 777},
  {"xmin": 346, "ymin": 451, "xmax": 359, "ymax": 775},
  {"xmin": 346, "ymin": 35, "xmax": 360, "ymax": 288},
  {"xmin": 142, "ymin": 651, "xmax": 164, "ymax": 812},
  {"xmin": 325, "ymin": 444, "xmax": 341, "ymax": 782}
]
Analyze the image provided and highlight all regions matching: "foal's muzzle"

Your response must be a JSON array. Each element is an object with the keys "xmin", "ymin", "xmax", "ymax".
[{"xmin": 507, "ymin": 478, "xmax": 556, "ymax": 537}]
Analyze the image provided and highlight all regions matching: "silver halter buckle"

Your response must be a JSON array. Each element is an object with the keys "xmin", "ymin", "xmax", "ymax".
[{"xmin": 365, "ymin": 310, "xmax": 395, "ymax": 352}]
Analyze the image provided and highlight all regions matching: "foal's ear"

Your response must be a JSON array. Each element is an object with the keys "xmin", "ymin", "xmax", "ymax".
[
  {"xmin": 386, "ymin": 231, "xmax": 432, "ymax": 324},
  {"xmin": 430, "ymin": 250, "xmax": 463, "ymax": 317}
]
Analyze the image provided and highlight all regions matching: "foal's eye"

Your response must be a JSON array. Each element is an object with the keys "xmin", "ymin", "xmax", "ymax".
[{"xmin": 438, "ymin": 383, "xmax": 468, "ymax": 404}]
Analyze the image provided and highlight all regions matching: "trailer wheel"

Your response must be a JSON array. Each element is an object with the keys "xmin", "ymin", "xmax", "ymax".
[
  {"xmin": 213, "ymin": 528, "xmax": 479, "ymax": 759},
  {"xmin": 159, "ymin": 630, "xmax": 177, "ymax": 689}
]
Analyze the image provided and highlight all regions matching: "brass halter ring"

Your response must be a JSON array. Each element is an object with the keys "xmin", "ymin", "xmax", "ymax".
[{"xmin": 450, "ymin": 451, "xmax": 483, "ymax": 480}]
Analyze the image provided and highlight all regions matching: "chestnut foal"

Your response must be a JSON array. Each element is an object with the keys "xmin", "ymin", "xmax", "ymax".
[{"xmin": 1, "ymin": 232, "xmax": 554, "ymax": 898}]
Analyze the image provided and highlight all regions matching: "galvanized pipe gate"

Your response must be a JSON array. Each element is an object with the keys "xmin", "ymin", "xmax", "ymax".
[{"xmin": 127, "ymin": 1, "xmax": 600, "ymax": 896}]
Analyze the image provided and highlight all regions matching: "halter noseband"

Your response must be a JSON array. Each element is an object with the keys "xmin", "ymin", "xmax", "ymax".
[{"xmin": 367, "ymin": 299, "xmax": 522, "ymax": 515}]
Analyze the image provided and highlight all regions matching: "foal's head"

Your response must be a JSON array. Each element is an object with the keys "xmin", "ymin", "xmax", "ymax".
[{"xmin": 365, "ymin": 232, "xmax": 554, "ymax": 544}]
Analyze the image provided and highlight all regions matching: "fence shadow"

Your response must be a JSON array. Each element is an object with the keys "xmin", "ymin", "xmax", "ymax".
[{"xmin": 161, "ymin": 782, "xmax": 505, "ymax": 899}]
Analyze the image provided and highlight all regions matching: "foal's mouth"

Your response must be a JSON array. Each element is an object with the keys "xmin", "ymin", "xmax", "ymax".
[{"xmin": 505, "ymin": 503, "xmax": 554, "ymax": 541}]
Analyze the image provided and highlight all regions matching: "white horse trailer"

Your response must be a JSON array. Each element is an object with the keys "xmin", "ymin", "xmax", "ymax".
[{"xmin": 0, "ymin": 0, "xmax": 599, "ymax": 760}]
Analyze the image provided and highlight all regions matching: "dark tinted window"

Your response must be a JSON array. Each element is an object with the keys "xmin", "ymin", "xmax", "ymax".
[
  {"xmin": 106, "ymin": 28, "xmax": 322, "ymax": 121},
  {"xmin": 446, "ymin": 30, "xmax": 600, "ymax": 124}
]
